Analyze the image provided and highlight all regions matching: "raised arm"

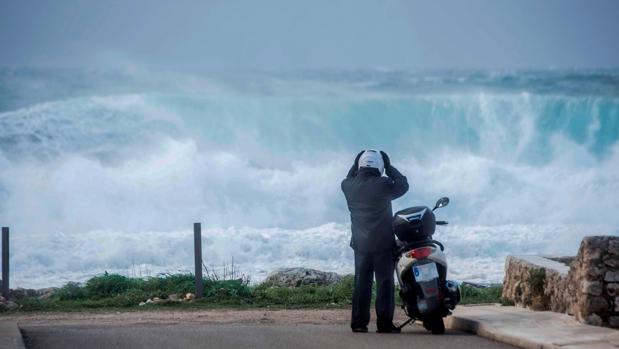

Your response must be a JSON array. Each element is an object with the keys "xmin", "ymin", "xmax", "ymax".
[
  {"xmin": 384, "ymin": 165, "xmax": 409, "ymax": 199},
  {"xmin": 381, "ymin": 151, "xmax": 409, "ymax": 199},
  {"xmin": 346, "ymin": 151, "xmax": 364, "ymax": 178}
]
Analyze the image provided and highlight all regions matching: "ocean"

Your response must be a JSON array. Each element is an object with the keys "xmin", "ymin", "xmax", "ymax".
[{"xmin": 1, "ymin": 68, "xmax": 618, "ymax": 288}]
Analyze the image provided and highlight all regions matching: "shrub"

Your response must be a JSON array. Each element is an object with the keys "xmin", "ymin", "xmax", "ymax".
[
  {"xmin": 55, "ymin": 282, "xmax": 86, "ymax": 301},
  {"xmin": 85, "ymin": 274, "xmax": 136, "ymax": 299},
  {"xmin": 250, "ymin": 276, "xmax": 354, "ymax": 307},
  {"xmin": 460, "ymin": 283, "xmax": 503, "ymax": 304}
]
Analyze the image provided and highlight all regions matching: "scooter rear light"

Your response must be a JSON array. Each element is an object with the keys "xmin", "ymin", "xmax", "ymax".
[{"xmin": 406, "ymin": 247, "xmax": 432, "ymax": 260}]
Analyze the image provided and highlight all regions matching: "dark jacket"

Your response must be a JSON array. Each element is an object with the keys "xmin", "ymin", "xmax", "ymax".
[{"xmin": 341, "ymin": 165, "xmax": 409, "ymax": 253}]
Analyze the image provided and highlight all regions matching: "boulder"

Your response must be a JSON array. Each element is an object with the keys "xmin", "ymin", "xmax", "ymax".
[
  {"xmin": 36, "ymin": 287, "xmax": 58, "ymax": 300},
  {"xmin": 582, "ymin": 281, "xmax": 603, "ymax": 296},
  {"xmin": 605, "ymin": 271, "xmax": 619, "ymax": 282},
  {"xmin": 262, "ymin": 268, "xmax": 343, "ymax": 287},
  {"xmin": 10, "ymin": 288, "xmax": 37, "ymax": 300},
  {"xmin": 584, "ymin": 313, "xmax": 603, "ymax": 326},
  {"xmin": 0, "ymin": 294, "xmax": 19, "ymax": 311},
  {"xmin": 585, "ymin": 296, "xmax": 609, "ymax": 314},
  {"xmin": 606, "ymin": 283, "xmax": 619, "ymax": 297},
  {"xmin": 152, "ymin": 297, "xmax": 171, "ymax": 304},
  {"xmin": 185, "ymin": 293, "xmax": 195, "ymax": 300}
]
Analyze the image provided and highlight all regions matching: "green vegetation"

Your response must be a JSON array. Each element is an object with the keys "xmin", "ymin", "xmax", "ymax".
[
  {"xmin": 12, "ymin": 273, "xmax": 252, "ymax": 312},
  {"xmin": 3, "ymin": 273, "xmax": 507, "ymax": 313},
  {"xmin": 251, "ymin": 275, "xmax": 354, "ymax": 308},
  {"xmin": 459, "ymin": 283, "xmax": 504, "ymax": 305}
]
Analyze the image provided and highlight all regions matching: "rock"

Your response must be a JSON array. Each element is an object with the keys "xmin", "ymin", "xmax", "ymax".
[
  {"xmin": 36, "ymin": 287, "xmax": 58, "ymax": 300},
  {"xmin": 603, "ymin": 255, "xmax": 619, "ymax": 268},
  {"xmin": 10, "ymin": 288, "xmax": 37, "ymax": 300},
  {"xmin": 185, "ymin": 293, "xmax": 195, "ymax": 301},
  {"xmin": 168, "ymin": 293, "xmax": 179, "ymax": 301},
  {"xmin": 138, "ymin": 301, "xmax": 146, "ymax": 306},
  {"xmin": 610, "ymin": 316, "xmax": 619, "ymax": 328},
  {"xmin": 0, "ymin": 299, "xmax": 19, "ymax": 311},
  {"xmin": 263, "ymin": 268, "xmax": 343, "ymax": 287},
  {"xmin": 152, "ymin": 297, "xmax": 170, "ymax": 304},
  {"xmin": 607, "ymin": 283, "xmax": 619, "ymax": 297},
  {"xmin": 583, "ymin": 249, "xmax": 602, "ymax": 262},
  {"xmin": 585, "ymin": 266, "xmax": 605, "ymax": 279},
  {"xmin": 145, "ymin": 298, "xmax": 153, "ymax": 304},
  {"xmin": 584, "ymin": 314, "xmax": 603, "ymax": 326},
  {"xmin": 609, "ymin": 240, "xmax": 619, "ymax": 255},
  {"xmin": 582, "ymin": 281, "xmax": 603, "ymax": 296},
  {"xmin": 605, "ymin": 271, "xmax": 619, "ymax": 282},
  {"xmin": 585, "ymin": 296, "xmax": 609, "ymax": 313}
]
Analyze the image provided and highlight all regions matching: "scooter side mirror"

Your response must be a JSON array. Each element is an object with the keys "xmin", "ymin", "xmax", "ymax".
[{"xmin": 433, "ymin": 197, "xmax": 450, "ymax": 211}]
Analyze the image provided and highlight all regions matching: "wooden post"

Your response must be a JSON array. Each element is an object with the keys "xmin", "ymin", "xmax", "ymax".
[
  {"xmin": 194, "ymin": 223, "xmax": 203, "ymax": 299},
  {"xmin": 1, "ymin": 227, "xmax": 8, "ymax": 300}
]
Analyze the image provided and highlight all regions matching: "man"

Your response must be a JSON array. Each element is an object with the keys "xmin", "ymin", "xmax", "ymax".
[{"xmin": 341, "ymin": 149, "xmax": 409, "ymax": 333}]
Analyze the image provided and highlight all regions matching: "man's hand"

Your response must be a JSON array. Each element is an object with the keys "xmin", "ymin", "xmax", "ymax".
[
  {"xmin": 354, "ymin": 150, "xmax": 364, "ymax": 168},
  {"xmin": 380, "ymin": 151, "xmax": 391, "ymax": 169},
  {"xmin": 346, "ymin": 151, "xmax": 365, "ymax": 178}
]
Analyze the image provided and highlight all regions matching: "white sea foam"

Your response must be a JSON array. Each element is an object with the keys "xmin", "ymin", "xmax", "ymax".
[
  {"xmin": 1, "ymin": 70, "xmax": 618, "ymax": 288},
  {"xmin": 10, "ymin": 222, "xmax": 613, "ymax": 288}
]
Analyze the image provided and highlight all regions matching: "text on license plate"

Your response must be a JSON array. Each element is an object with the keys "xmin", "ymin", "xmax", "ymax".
[{"xmin": 412, "ymin": 263, "xmax": 439, "ymax": 282}]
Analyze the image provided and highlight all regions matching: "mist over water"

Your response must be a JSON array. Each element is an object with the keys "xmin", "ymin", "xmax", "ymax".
[{"xmin": 1, "ymin": 68, "xmax": 618, "ymax": 288}]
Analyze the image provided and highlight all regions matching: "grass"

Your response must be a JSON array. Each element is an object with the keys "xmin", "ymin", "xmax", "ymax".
[{"xmin": 2, "ymin": 273, "xmax": 506, "ymax": 313}]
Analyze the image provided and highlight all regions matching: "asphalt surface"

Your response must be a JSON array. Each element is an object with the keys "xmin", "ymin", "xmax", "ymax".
[{"xmin": 21, "ymin": 323, "xmax": 517, "ymax": 349}]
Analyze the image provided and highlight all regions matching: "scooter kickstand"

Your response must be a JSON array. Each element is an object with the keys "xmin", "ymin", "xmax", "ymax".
[{"xmin": 397, "ymin": 317, "xmax": 415, "ymax": 330}]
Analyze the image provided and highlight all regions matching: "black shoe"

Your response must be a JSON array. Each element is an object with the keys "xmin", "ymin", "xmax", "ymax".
[
  {"xmin": 351, "ymin": 327, "xmax": 368, "ymax": 333},
  {"xmin": 376, "ymin": 324, "xmax": 401, "ymax": 333}
]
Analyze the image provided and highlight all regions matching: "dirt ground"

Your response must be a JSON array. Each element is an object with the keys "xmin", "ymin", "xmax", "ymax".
[{"xmin": 3, "ymin": 308, "xmax": 403, "ymax": 327}]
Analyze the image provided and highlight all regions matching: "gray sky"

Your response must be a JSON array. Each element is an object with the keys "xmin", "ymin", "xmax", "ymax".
[{"xmin": 1, "ymin": 0, "xmax": 618, "ymax": 70}]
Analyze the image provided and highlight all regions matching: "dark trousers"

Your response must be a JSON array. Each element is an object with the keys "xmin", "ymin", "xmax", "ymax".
[{"xmin": 351, "ymin": 250, "xmax": 395, "ymax": 329}]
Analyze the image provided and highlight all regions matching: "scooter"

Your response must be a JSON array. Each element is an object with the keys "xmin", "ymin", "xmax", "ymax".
[{"xmin": 392, "ymin": 197, "xmax": 460, "ymax": 334}]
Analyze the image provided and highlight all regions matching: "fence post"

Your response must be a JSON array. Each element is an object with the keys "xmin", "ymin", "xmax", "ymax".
[
  {"xmin": 2, "ymin": 227, "xmax": 8, "ymax": 300},
  {"xmin": 194, "ymin": 223, "xmax": 203, "ymax": 299}
]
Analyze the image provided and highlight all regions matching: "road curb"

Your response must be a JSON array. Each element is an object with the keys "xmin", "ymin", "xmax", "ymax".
[
  {"xmin": 0, "ymin": 321, "xmax": 26, "ymax": 349},
  {"xmin": 446, "ymin": 315, "xmax": 547, "ymax": 349}
]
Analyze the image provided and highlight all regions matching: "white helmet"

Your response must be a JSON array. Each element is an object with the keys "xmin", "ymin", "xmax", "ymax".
[{"xmin": 358, "ymin": 149, "xmax": 384, "ymax": 174}]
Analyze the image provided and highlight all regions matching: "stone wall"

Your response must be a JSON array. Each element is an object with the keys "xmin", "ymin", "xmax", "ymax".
[
  {"xmin": 502, "ymin": 255, "xmax": 569, "ymax": 312},
  {"xmin": 566, "ymin": 236, "xmax": 619, "ymax": 327},
  {"xmin": 502, "ymin": 236, "xmax": 619, "ymax": 328}
]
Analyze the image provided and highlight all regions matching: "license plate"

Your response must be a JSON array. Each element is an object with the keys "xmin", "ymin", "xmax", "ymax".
[{"xmin": 412, "ymin": 263, "xmax": 439, "ymax": 282}]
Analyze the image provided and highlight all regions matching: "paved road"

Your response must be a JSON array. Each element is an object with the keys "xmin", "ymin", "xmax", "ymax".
[{"xmin": 21, "ymin": 323, "xmax": 516, "ymax": 349}]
